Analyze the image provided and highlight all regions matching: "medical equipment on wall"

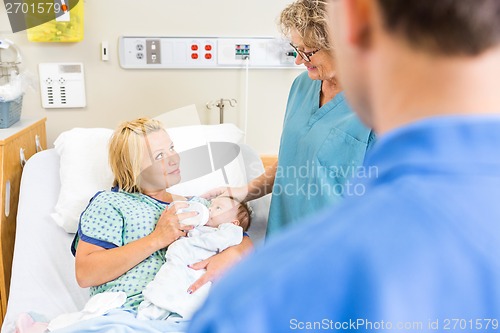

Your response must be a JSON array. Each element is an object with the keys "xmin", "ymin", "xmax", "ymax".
[
  {"xmin": 118, "ymin": 36, "xmax": 297, "ymax": 138},
  {"xmin": 119, "ymin": 36, "xmax": 300, "ymax": 69},
  {"xmin": 38, "ymin": 62, "xmax": 86, "ymax": 108},
  {"xmin": 26, "ymin": 0, "xmax": 84, "ymax": 42},
  {"xmin": 0, "ymin": 40, "xmax": 21, "ymax": 82}
]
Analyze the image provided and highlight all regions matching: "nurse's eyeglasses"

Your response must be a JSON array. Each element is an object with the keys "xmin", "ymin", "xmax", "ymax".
[{"xmin": 289, "ymin": 43, "xmax": 320, "ymax": 62}]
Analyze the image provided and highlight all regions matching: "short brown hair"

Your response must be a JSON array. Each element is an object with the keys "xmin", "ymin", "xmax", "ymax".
[
  {"xmin": 377, "ymin": 0, "xmax": 500, "ymax": 55},
  {"xmin": 280, "ymin": 0, "xmax": 331, "ymax": 50},
  {"xmin": 108, "ymin": 118, "xmax": 165, "ymax": 193},
  {"xmin": 223, "ymin": 196, "xmax": 252, "ymax": 232},
  {"xmin": 237, "ymin": 201, "xmax": 252, "ymax": 232}
]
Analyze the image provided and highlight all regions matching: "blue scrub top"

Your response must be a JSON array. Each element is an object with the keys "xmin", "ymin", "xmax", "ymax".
[
  {"xmin": 267, "ymin": 71, "xmax": 374, "ymax": 237},
  {"xmin": 188, "ymin": 116, "xmax": 500, "ymax": 333}
]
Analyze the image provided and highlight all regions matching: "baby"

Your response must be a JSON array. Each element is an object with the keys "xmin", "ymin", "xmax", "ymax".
[{"xmin": 137, "ymin": 196, "xmax": 251, "ymax": 321}]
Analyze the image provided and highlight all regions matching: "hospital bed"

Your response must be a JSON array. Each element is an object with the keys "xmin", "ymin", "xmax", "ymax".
[{"xmin": 1, "ymin": 125, "xmax": 270, "ymax": 333}]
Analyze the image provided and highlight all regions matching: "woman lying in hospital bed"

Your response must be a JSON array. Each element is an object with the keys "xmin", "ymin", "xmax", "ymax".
[{"xmin": 17, "ymin": 118, "xmax": 253, "ymax": 333}]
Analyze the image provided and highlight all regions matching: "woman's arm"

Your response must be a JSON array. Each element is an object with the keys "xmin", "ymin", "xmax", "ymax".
[
  {"xmin": 75, "ymin": 233, "xmax": 165, "ymax": 288},
  {"xmin": 75, "ymin": 203, "xmax": 195, "ymax": 287},
  {"xmin": 187, "ymin": 236, "xmax": 253, "ymax": 294}
]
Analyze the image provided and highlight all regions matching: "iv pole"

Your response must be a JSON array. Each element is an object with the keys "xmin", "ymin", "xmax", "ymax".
[{"xmin": 206, "ymin": 98, "xmax": 237, "ymax": 124}]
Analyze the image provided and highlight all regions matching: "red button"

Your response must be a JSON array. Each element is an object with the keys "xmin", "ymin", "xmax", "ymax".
[
  {"xmin": 205, "ymin": 53, "xmax": 212, "ymax": 60},
  {"xmin": 205, "ymin": 45, "xmax": 212, "ymax": 51},
  {"xmin": 191, "ymin": 45, "xmax": 198, "ymax": 51},
  {"xmin": 191, "ymin": 53, "xmax": 198, "ymax": 59}
]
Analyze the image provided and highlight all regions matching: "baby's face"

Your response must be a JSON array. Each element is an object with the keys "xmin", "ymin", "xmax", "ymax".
[{"xmin": 207, "ymin": 197, "xmax": 240, "ymax": 228}]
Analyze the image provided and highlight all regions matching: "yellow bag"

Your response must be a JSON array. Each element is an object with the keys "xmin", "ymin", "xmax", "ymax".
[{"xmin": 26, "ymin": 0, "xmax": 84, "ymax": 42}]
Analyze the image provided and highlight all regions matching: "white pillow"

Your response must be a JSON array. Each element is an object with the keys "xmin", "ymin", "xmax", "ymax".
[
  {"xmin": 52, "ymin": 123, "xmax": 246, "ymax": 233},
  {"xmin": 52, "ymin": 128, "xmax": 114, "ymax": 233}
]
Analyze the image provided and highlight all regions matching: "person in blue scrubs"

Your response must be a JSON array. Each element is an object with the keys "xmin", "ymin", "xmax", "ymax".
[
  {"xmin": 205, "ymin": 0, "xmax": 375, "ymax": 237},
  {"xmin": 188, "ymin": 0, "xmax": 500, "ymax": 332}
]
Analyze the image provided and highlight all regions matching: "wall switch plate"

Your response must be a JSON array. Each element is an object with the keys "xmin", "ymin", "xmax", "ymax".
[
  {"xmin": 39, "ymin": 63, "xmax": 86, "ymax": 108},
  {"xmin": 101, "ymin": 41, "xmax": 109, "ymax": 61}
]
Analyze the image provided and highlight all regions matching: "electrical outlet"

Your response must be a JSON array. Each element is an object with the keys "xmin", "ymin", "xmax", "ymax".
[{"xmin": 146, "ymin": 39, "xmax": 161, "ymax": 64}]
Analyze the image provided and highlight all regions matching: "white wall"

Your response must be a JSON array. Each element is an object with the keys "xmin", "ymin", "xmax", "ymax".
[{"xmin": 0, "ymin": 0, "xmax": 301, "ymax": 154}]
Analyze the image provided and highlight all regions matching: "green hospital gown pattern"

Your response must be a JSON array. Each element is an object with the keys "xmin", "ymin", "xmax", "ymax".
[{"xmin": 72, "ymin": 190, "xmax": 168, "ymax": 312}]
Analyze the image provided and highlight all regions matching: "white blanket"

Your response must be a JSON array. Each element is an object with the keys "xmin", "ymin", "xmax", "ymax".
[
  {"xmin": 48, "ymin": 292, "xmax": 127, "ymax": 331},
  {"xmin": 138, "ymin": 223, "xmax": 243, "ymax": 320}
]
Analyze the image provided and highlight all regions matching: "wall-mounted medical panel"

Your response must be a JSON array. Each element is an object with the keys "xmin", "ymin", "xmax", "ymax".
[
  {"xmin": 38, "ymin": 63, "xmax": 86, "ymax": 108},
  {"xmin": 118, "ymin": 36, "xmax": 300, "ymax": 69}
]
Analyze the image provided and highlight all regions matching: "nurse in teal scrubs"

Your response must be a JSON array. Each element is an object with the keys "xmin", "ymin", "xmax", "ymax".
[{"xmin": 206, "ymin": 0, "xmax": 375, "ymax": 237}]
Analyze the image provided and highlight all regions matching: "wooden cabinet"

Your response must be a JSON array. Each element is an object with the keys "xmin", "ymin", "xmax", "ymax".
[{"xmin": 0, "ymin": 118, "xmax": 47, "ymax": 325}]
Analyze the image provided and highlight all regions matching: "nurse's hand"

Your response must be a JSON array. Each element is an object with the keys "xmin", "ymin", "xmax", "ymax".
[
  {"xmin": 187, "ymin": 236, "xmax": 253, "ymax": 294},
  {"xmin": 201, "ymin": 186, "xmax": 248, "ymax": 202},
  {"xmin": 151, "ymin": 202, "xmax": 195, "ymax": 249}
]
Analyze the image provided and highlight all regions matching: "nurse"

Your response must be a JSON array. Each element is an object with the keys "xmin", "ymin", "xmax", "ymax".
[{"xmin": 205, "ymin": 0, "xmax": 375, "ymax": 236}]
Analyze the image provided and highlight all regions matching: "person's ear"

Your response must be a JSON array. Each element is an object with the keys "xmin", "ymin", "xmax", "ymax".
[
  {"xmin": 231, "ymin": 220, "xmax": 240, "ymax": 226},
  {"xmin": 342, "ymin": 0, "xmax": 375, "ymax": 50}
]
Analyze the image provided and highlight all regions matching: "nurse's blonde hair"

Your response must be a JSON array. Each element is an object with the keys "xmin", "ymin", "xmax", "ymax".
[
  {"xmin": 279, "ymin": 0, "xmax": 331, "ymax": 50},
  {"xmin": 108, "ymin": 117, "xmax": 165, "ymax": 193}
]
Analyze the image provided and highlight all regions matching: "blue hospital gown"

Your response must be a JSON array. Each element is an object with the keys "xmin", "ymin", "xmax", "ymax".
[
  {"xmin": 71, "ymin": 189, "xmax": 168, "ymax": 312},
  {"xmin": 267, "ymin": 71, "xmax": 375, "ymax": 236}
]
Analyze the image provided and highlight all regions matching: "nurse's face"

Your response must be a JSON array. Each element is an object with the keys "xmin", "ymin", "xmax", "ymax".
[
  {"xmin": 139, "ymin": 130, "xmax": 181, "ymax": 192},
  {"xmin": 290, "ymin": 30, "xmax": 337, "ymax": 82}
]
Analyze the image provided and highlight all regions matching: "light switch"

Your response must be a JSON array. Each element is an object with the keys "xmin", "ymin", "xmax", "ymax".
[{"xmin": 101, "ymin": 41, "xmax": 109, "ymax": 61}]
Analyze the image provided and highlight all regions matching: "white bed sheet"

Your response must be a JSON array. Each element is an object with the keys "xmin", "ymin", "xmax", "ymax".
[
  {"xmin": 1, "ymin": 145, "xmax": 270, "ymax": 333},
  {"xmin": 1, "ymin": 149, "xmax": 89, "ymax": 333}
]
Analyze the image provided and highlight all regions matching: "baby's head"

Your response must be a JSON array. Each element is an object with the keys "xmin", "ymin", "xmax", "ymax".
[{"xmin": 207, "ymin": 196, "xmax": 251, "ymax": 231}]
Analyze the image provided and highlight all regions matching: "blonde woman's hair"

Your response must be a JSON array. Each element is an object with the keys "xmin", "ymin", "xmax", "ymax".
[
  {"xmin": 108, "ymin": 117, "xmax": 165, "ymax": 193},
  {"xmin": 279, "ymin": 0, "xmax": 331, "ymax": 50}
]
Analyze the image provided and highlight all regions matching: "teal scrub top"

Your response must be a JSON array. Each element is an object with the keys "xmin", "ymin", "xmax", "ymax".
[{"xmin": 267, "ymin": 71, "xmax": 375, "ymax": 237}]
